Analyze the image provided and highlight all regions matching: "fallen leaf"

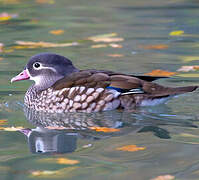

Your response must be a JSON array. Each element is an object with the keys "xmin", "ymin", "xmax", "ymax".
[
  {"xmin": 107, "ymin": 54, "xmax": 124, "ymax": 57},
  {"xmin": 35, "ymin": 0, "xmax": 55, "ymax": 4},
  {"xmin": 38, "ymin": 157, "xmax": 79, "ymax": 165},
  {"xmin": 88, "ymin": 33, "xmax": 124, "ymax": 42},
  {"xmin": 32, "ymin": 170, "xmax": 57, "ymax": 176},
  {"xmin": 57, "ymin": 158, "xmax": 79, "ymax": 165},
  {"xmin": 0, "ymin": 43, "xmax": 4, "ymax": 52},
  {"xmin": 0, "ymin": 12, "xmax": 18, "ymax": 21},
  {"xmin": 14, "ymin": 41, "xmax": 79, "ymax": 48},
  {"xmin": 31, "ymin": 167, "xmax": 78, "ymax": 178},
  {"xmin": 180, "ymin": 56, "xmax": 199, "ymax": 62},
  {"xmin": 109, "ymin": 43, "xmax": 123, "ymax": 48},
  {"xmin": 0, "ymin": 119, "xmax": 7, "ymax": 125},
  {"xmin": 0, "ymin": 58, "xmax": 3, "ymax": 61},
  {"xmin": 150, "ymin": 174, "xmax": 175, "ymax": 180},
  {"xmin": 91, "ymin": 44, "xmax": 108, "ymax": 48},
  {"xmin": 0, "ymin": 126, "xmax": 24, "ymax": 131},
  {"xmin": 138, "ymin": 44, "xmax": 168, "ymax": 50},
  {"xmin": 169, "ymin": 30, "xmax": 184, "ymax": 36},
  {"xmin": 49, "ymin": 29, "xmax": 64, "ymax": 35},
  {"xmin": 177, "ymin": 65, "xmax": 199, "ymax": 72},
  {"xmin": 116, "ymin": 145, "xmax": 146, "ymax": 152},
  {"xmin": 89, "ymin": 126, "xmax": 120, "ymax": 132},
  {"xmin": 145, "ymin": 69, "xmax": 177, "ymax": 77}
]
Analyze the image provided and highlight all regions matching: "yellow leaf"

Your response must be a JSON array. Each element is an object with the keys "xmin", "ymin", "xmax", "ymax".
[
  {"xmin": 57, "ymin": 158, "xmax": 79, "ymax": 165},
  {"xmin": 138, "ymin": 44, "xmax": 168, "ymax": 50},
  {"xmin": 49, "ymin": 29, "xmax": 64, "ymax": 35},
  {"xmin": 145, "ymin": 69, "xmax": 177, "ymax": 77},
  {"xmin": 107, "ymin": 54, "xmax": 124, "ymax": 57},
  {"xmin": 14, "ymin": 41, "xmax": 79, "ymax": 48},
  {"xmin": 0, "ymin": 119, "xmax": 7, "ymax": 125},
  {"xmin": 35, "ymin": 0, "xmax": 55, "ymax": 4},
  {"xmin": 91, "ymin": 44, "xmax": 108, "ymax": 48},
  {"xmin": 0, "ymin": 126, "xmax": 24, "ymax": 131},
  {"xmin": 116, "ymin": 145, "xmax": 146, "ymax": 152},
  {"xmin": 0, "ymin": 16, "xmax": 11, "ymax": 21},
  {"xmin": 150, "ymin": 175, "xmax": 175, "ymax": 180},
  {"xmin": 180, "ymin": 56, "xmax": 199, "ymax": 62},
  {"xmin": 169, "ymin": 30, "xmax": 184, "ymax": 36},
  {"xmin": 89, "ymin": 126, "xmax": 120, "ymax": 132}
]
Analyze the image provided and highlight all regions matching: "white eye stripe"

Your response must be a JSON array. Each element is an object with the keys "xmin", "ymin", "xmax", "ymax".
[{"xmin": 33, "ymin": 63, "xmax": 57, "ymax": 73}]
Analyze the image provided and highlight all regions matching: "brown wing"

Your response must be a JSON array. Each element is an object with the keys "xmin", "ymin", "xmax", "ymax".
[
  {"xmin": 52, "ymin": 69, "xmax": 197, "ymax": 97},
  {"xmin": 52, "ymin": 70, "xmax": 143, "ymax": 91}
]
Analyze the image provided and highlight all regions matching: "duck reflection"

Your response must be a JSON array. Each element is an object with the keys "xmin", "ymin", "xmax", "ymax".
[
  {"xmin": 21, "ymin": 105, "xmax": 197, "ymax": 154},
  {"xmin": 20, "ymin": 128, "xmax": 77, "ymax": 154}
]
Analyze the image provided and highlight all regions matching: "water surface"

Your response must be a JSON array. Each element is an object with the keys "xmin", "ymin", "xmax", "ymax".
[{"xmin": 1, "ymin": 0, "xmax": 199, "ymax": 179}]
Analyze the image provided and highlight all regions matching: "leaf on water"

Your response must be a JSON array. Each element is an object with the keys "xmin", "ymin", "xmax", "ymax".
[
  {"xmin": 169, "ymin": 30, "xmax": 184, "ymax": 36},
  {"xmin": 177, "ymin": 66, "xmax": 199, "ymax": 72},
  {"xmin": 150, "ymin": 175, "xmax": 175, "ymax": 180},
  {"xmin": 57, "ymin": 158, "xmax": 79, "ymax": 165},
  {"xmin": 109, "ymin": 43, "xmax": 123, "ymax": 48},
  {"xmin": 0, "ymin": 126, "xmax": 24, "ymax": 131},
  {"xmin": 145, "ymin": 69, "xmax": 177, "ymax": 77},
  {"xmin": 31, "ymin": 170, "xmax": 57, "ymax": 176},
  {"xmin": 180, "ymin": 56, "xmax": 199, "ymax": 62},
  {"xmin": 107, "ymin": 54, "xmax": 124, "ymax": 57},
  {"xmin": 0, "ymin": 119, "xmax": 8, "ymax": 125},
  {"xmin": 49, "ymin": 29, "xmax": 65, "ymax": 35},
  {"xmin": 35, "ymin": 0, "xmax": 55, "ymax": 4},
  {"xmin": 88, "ymin": 33, "xmax": 124, "ymax": 42},
  {"xmin": 91, "ymin": 44, "xmax": 108, "ymax": 48},
  {"xmin": 0, "ymin": 12, "xmax": 18, "ymax": 21},
  {"xmin": 38, "ymin": 157, "xmax": 79, "ymax": 165},
  {"xmin": 89, "ymin": 126, "xmax": 120, "ymax": 132},
  {"xmin": 14, "ymin": 41, "xmax": 79, "ymax": 48},
  {"xmin": 116, "ymin": 145, "xmax": 146, "ymax": 152},
  {"xmin": 0, "ymin": 43, "xmax": 4, "ymax": 52},
  {"xmin": 31, "ymin": 167, "xmax": 78, "ymax": 177},
  {"xmin": 138, "ymin": 44, "xmax": 168, "ymax": 50}
]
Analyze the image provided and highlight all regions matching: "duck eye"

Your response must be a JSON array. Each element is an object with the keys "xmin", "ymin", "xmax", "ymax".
[{"xmin": 33, "ymin": 62, "xmax": 41, "ymax": 69}]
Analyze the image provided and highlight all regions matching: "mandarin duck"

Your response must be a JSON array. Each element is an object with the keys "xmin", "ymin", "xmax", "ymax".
[{"xmin": 11, "ymin": 53, "xmax": 198, "ymax": 113}]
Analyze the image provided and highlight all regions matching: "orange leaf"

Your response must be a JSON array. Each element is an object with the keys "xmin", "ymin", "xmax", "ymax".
[
  {"xmin": 145, "ymin": 69, "xmax": 177, "ymax": 77},
  {"xmin": 89, "ymin": 126, "xmax": 120, "ymax": 132},
  {"xmin": 107, "ymin": 54, "xmax": 124, "ymax": 57},
  {"xmin": 57, "ymin": 158, "xmax": 79, "ymax": 165},
  {"xmin": 116, "ymin": 145, "xmax": 146, "ymax": 152},
  {"xmin": 150, "ymin": 175, "xmax": 175, "ymax": 180},
  {"xmin": 49, "ymin": 29, "xmax": 64, "ymax": 35},
  {"xmin": 139, "ymin": 44, "xmax": 168, "ymax": 50}
]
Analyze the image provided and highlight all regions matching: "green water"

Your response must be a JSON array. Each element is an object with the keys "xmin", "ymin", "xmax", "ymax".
[{"xmin": 1, "ymin": 0, "xmax": 199, "ymax": 179}]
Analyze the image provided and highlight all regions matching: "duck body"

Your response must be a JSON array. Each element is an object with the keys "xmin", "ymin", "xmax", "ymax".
[{"xmin": 11, "ymin": 53, "xmax": 198, "ymax": 113}]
